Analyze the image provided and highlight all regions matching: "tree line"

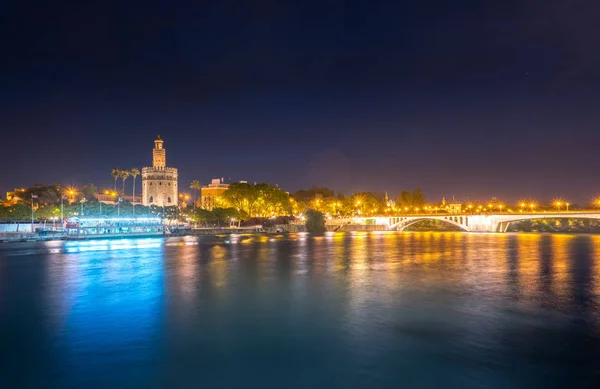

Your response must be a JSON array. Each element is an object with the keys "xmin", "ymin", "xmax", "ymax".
[{"xmin": 111, "ymin": 168, "xmax": 140, "ymax": 199}]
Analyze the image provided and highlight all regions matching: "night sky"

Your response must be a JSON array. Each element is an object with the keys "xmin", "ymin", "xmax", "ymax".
[{"xmin": 2, "ymin": 1, "xmax": 599, "ymax": 204}]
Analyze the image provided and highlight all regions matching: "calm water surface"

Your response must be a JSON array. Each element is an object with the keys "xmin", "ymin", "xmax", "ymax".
[{"xmin": 1, "ymin": 232, "xmax": 600, "ymax": 388}]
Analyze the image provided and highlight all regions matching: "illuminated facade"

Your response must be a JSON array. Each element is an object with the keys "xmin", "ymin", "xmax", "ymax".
[
  {"xmin": 200, "ymin": 178, "xmax": 229, "ymax": 209},
  {"xmin": 141, "ymin": 136, "xmax": 178, "ymax": 206}
]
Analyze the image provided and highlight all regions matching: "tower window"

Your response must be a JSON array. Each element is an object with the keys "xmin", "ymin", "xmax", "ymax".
[
  {"xmin": 168, "ymin": 183, "xmax": 171, "ymax": 186},
  {"xmin": 159, "ymin": 182, "xmax": 162, "ymax": 185},
  {"xmin": 168, "ymin": 197, "xmax": 172, "ymax": 203},
  {"xmin": 149, "ymin": 196, "xmax": 153, "ymax": 203}
]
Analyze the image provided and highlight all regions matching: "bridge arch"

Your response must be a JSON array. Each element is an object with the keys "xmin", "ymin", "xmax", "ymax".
[{"xmin": 391, "ymin": 216, "xmax": 469, "ymax": 232}]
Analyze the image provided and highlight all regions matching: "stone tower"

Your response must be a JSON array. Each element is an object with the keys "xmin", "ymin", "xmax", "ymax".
[{"xmin": 141, "ymin": 135, "xmax": 178, "ymax": 207}]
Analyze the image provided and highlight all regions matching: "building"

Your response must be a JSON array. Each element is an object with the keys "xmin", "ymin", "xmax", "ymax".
[
  {"xmin": 442, "ymin": 196, "xmax": 463, "ymax": 214},
  {"xmin": 141, "ymin": 136, "xmax": 178, "ymax": 206},
  {"xmin": 200, "ymin": 178, "xmax": 229, "ymax": 209}
]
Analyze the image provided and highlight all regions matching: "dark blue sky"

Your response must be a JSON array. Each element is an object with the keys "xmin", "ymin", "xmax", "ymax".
[{"xmin": 2, "ymin": 0, "xmax": 600, "ymax": 204}]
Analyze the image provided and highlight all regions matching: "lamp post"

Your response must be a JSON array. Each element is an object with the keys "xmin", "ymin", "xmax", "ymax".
[{"xmin": 31, "ymin": 193, "xmax": 36, "ymax": 232}]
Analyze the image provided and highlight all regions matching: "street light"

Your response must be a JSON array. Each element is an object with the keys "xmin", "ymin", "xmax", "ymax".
[{"xmin": 554, "ymin": 201, "xmax": 562, "ymax": 212}]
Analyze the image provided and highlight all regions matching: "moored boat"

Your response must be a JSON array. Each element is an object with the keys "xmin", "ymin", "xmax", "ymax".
[{"xmin": 65, "ymin": 216, "xmax": 164, "ymax": 240}]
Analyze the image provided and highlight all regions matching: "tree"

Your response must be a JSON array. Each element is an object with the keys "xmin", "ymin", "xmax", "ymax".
[
  {"xmin": 130, "ymin": 168, "xmax": 140, "ymax": 204},
  {"xmin": 81, "ymin": 184, "xmax": 98, "ymax": 201},
  {"xmin": 352, "ymin": 192, "xmax": 381, "ymax": 216},
  {"xmin": 35, "ymin": 205, "xmax": 60, "ymax": 220},
  {"xmin": 111, "ymin": 168, "xmax": 120, "ymax": 191},
  {"xmin": 212, "ymin": 207, "xmax": 239, "ymax": 227},
  {"xmin": 293, "ymin": 186, "xmax": 337, "ymax": 215},
  {"xmin": 220, "ymin": 182, "xmax": 256, "ymax": 215},
  {"xmin": 396, "ymin": 189, "xmax": 426, "ymax": 210},
  {"xmin": 0, "ymin": 205, "xmax": 9, "ymax": 220},
  {"xmin": 189, "ymin": 180, "xmax": 201, "ymax": 209},
  {"xmin": 20, "ymin": 185, "xmax": 61, "ymax": 207},
  {"xmin": 191, "ymin": 208, "xmax": 213, "ymax": 227},
  {"xmin": 305, "ymin": 209, "xmax": 326, "ymax": 234},
  {"xmin": 120, "ymin": 170, "xmax": 130, "ymax": 196},
  {"xmin": 397, "ymin": 191, "xmax": 413, "ymax": 208},
  {"xmin": 190, "ymin": 207, "xmax": 239, "ymax": 227},
  {"xmin": 293, "ymin": 186, "xmax": 335, "ymax": 203},
  {"xmin": 411, "ymin": 188, "xmax": 426, "ymax": 207},
  {"xmin": 220, "ymin": 182, "xmax": 291, "ymax": 217},
  {"xmin": 7, "ymin": 204, "xmax": 30, "ymax": 220}
]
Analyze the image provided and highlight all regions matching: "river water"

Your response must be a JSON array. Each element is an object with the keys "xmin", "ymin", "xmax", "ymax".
[{"xmin": 1, "ymin": 232, "xmax": 599, "ymax": 388}]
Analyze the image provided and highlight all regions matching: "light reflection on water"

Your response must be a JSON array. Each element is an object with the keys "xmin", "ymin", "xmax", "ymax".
[{"xmin": 1, "ymin": 232, "xmax": 600, "ymax": 388}]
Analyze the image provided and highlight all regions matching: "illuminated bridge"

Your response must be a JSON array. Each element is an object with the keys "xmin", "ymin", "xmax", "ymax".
[{"xmin": 327, "ymin": 212, "xmax": 600, "ymax": 233}]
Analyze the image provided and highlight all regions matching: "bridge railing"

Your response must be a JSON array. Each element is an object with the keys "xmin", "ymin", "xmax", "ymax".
[{"xmin": 328, "ymin": 210, "xmax": 600, "ymax": 219}]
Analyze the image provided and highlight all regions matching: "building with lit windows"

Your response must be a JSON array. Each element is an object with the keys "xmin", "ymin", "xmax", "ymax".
[
  {"xmin": 200, "ymin": 178, "xmax": 229, "ymax": 209},
  {"xmin": 141, "ymin": 136, "xmax": 178, "ymax": 206}
]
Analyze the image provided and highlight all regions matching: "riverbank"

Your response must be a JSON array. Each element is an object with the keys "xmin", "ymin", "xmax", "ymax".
[
  {"xmin": 0, "ymin": 232, "xmax": 65, "ymax": 243},
  {"xmin": 0, "ymin": 224, "xmax": 308, "ymax": 243}
]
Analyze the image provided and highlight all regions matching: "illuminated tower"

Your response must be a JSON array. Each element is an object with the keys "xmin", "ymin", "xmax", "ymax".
[
  {"xmin": 152, "ymin": 136, "xmax": 166, "ymax": 168},
  {"xmin": 141, "ymin": 135, "xmax": 178, "ymax": 207}
]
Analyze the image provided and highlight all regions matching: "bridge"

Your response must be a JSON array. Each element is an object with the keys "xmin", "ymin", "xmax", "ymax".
[{"xmin": 327, "ymin": 212, "xmax": 600, "ymax": 233}]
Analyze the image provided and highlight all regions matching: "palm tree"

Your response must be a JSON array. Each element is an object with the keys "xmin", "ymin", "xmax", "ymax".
[
  {"xmin": 120, "ymin": 170, "xmax": 130, "ymax": 196},
  {"xmin": 190, "ymin": 180, "xmax": 201, "ymax": 209},
  {"xmin": 111, "ymin": 168, "xmax": 120, "ymax": 191},
  {"xmin": 130, "ymin": 168, "xmax": 140, "ymax": 204}
]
